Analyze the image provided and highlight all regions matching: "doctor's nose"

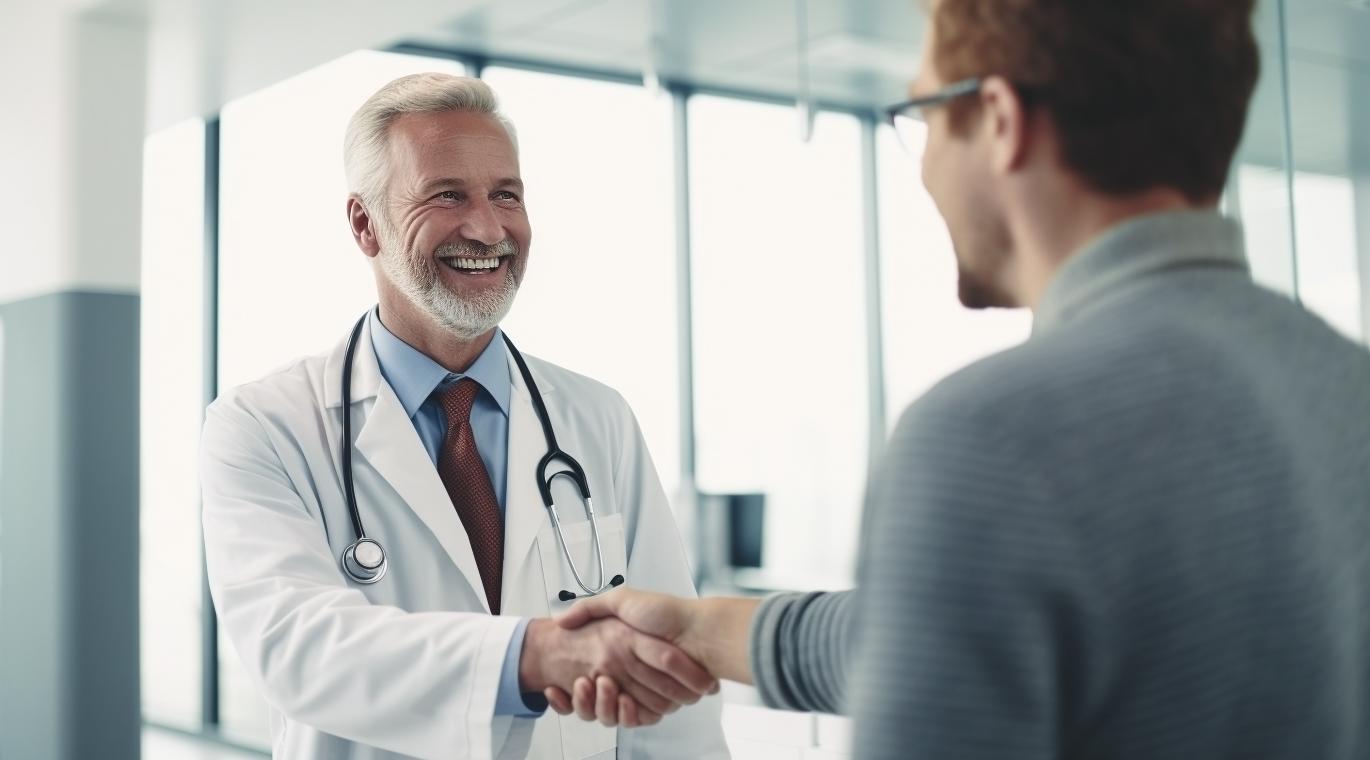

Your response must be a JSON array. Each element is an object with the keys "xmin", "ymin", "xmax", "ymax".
[{"xmin": 458, "ymin": 201, "xmax": 505, "ymax": 246}]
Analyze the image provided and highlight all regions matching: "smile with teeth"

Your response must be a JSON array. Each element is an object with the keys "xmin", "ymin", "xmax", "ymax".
[{"xmin": 442, "ymin": 256, "xmax": 505, "ymax": 273}]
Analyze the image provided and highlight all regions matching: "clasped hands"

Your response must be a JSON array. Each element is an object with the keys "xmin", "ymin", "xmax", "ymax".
[{"xmin": 517, "ymin": 588, "xmax": 716, "ymax": 728}]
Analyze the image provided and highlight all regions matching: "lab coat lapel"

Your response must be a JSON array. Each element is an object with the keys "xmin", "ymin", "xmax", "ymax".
[
  {"xmin": 349, "ymin": 332, "xmax": 491, "ymax": 613},
  {"xmin": 501, "ymin": 349, "xmax": 555, "ymax": 601}
]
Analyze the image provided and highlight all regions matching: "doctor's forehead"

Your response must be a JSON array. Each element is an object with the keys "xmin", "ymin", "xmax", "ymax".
[{"xmin": 386, "ymin": 111, "xmax": 520, "ymax": 174}]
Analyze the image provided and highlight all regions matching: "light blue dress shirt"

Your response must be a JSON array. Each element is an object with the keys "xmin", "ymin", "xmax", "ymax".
[{"xmin": 369, "ymin": 309, "xmax": 546, "ymax": 717}]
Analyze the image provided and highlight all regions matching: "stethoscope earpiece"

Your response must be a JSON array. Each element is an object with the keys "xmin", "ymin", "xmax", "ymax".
[{"xmin": 559, "ymin": 575, "xmax": 625, "ymax": 602}]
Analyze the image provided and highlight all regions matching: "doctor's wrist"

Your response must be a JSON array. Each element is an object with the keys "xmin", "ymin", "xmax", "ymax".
[{"xmin": 517, "ymin": 617, "xmax": 555, "ymax": 692}]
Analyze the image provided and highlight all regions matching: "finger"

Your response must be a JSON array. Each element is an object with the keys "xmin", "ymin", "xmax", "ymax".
[
  {"xmin": 595, "ymin": 676, "xmax": 620, "ymax": 728},
  {"xmin": 625, "ymin": 695, "xmax": 664, "ymax": 728},
  {"xmin": 618, "ymin": 693, "xmax": 640, "ymax": 728},
  {"xmin": 544, "ymin": 687, "xmax": 574, "ymax": 715},
  {"xmin": 624, "ymin": 657, "xmax": 692, "ymax": 709},
  {"xmin": 557, "ymin": 591, "xmax": 623, "ymax": 629},
  {"xmin": 615, "ymin": 670, "xmax": 675, "ymax": 716},
  {"xmin": 633, "ymin": 635, "xmax": 717, "ymax": 696},
  {"xmin": 573, "ymin": 677, "xmax": 597, "ymax": 722}
]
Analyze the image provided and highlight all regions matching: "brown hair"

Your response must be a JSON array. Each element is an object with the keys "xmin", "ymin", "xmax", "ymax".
[{"xmin": 932, "ymin": 0, "xmax": 1259, "ymax": 203}]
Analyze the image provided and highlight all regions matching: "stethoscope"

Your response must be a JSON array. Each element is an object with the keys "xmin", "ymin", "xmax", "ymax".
[{"xmin": 338, "ymin": 312, "xmax": 625, "ymax": 602}]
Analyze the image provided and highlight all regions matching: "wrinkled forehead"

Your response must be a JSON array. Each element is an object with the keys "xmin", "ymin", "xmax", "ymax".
[{"xmin": 386, "ymin": 111, "xmax": 521, "ymax": 181}]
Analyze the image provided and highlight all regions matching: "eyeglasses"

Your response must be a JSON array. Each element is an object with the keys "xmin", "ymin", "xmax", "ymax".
[{"xmin": 884, "ymin": 78, "xmax": 983, "ymax": 152}]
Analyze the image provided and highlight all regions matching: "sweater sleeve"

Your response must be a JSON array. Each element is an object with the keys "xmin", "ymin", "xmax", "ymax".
[{"xmin": 749, "ymin": 590, "xmax": 856, "ymax": 714}]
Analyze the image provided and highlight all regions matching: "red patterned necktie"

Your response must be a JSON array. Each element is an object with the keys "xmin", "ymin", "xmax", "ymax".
[{"xmin": 436, "ymin": 378, "xmax": 504, "ymax": 614}]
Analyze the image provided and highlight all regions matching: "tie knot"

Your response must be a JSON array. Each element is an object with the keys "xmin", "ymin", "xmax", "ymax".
[{"xmin": 437, "ymin": 377, "xmax": 481, "ymax": 424}]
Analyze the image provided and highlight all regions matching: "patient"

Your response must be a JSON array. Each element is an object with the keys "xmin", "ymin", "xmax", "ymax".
[{"xmin": 545, "ymin": 1, "xmax": 1370, "ymax": 759}]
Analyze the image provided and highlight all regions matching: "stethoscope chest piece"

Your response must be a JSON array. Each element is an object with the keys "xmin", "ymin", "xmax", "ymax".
[{"xmin": 342, "ymin": 538, "xmax": 388, "ymax": 584}]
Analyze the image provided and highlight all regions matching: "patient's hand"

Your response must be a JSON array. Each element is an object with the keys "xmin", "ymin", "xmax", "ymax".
[{"xmin": 547, "ymin": 587, "xmax": 748, "ymax": 727}]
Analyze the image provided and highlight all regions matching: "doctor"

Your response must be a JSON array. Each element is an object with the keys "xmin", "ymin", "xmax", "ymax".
[{"xmin": 200, "ymin": 73, "xmax": 728, "ymax": 760}]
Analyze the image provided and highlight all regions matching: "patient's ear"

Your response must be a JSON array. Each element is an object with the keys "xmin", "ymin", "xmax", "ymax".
[{"xmin": 980, "ymin": 75, "xmax": 1032, "ymax": 176}]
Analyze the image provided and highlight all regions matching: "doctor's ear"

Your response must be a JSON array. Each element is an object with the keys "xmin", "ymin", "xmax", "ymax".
[{"xmin": 347, "ymin": 196, "xmax": 383, "ymax": 259}]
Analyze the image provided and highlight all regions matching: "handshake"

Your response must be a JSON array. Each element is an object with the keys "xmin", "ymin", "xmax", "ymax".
[{"xmin": 516, "ymin": 588, "xmax": 757, "ymax": 728}]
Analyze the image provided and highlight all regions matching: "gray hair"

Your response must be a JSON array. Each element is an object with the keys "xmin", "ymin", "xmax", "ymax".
[{"xmin": 343, "ymin": 73, "xmax": 518, "ymax": 211}]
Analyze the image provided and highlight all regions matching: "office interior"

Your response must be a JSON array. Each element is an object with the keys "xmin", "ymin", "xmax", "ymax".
[{"xmin": 1, "ymin": 0, "xmax": 1367, "ymax": 758}]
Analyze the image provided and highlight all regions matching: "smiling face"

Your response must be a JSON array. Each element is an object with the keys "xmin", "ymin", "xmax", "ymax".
[{"xmin": 364, "ymin": 108, "xmax": 531, "ymax": 344}]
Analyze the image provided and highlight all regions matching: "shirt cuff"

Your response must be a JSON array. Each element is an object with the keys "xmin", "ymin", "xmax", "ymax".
[{"xmin": 494, "ymin": 618, "xmax": 549, "ymax": 716}]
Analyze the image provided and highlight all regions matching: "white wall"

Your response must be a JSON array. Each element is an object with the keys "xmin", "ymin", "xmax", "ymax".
[
  {"xmin": 1, "ymin": 0, "xmax": 492, "ymax": 305},
  {"xmin": 0, "ymin": 1, "xmax": 146, "ymax": 303},
  {"xmin": 0, "ymin": 1, "xmax": 73, "ymax": 303}
]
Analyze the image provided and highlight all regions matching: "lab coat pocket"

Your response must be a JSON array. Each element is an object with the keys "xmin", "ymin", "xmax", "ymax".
[{"xmin": 538, "ymin": 512, "xmax": 627, "ymax": 615}]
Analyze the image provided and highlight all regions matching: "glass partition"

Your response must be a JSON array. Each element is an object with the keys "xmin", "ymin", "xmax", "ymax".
[
  {"xmin": 139, "ymin": 118, "xmax": 207, "ymax": 731},
  {"xmin": 689, "ymin": 97, "xmax": 868, "ymax": 587}
]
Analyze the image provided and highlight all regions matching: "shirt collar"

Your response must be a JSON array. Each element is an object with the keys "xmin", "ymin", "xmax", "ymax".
[
  {"xmin": 1033, "ymin": 210, "xmax": 1250, "ymax": 335},
  {"xmin": 368, "ymin": 308, "xmax": 512, "ymax": 420}
]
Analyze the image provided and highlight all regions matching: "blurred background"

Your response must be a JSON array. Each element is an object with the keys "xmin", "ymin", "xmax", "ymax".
[{"xmin": 1, "ymin": 0, "xmax": 1367, "ymax": 758}]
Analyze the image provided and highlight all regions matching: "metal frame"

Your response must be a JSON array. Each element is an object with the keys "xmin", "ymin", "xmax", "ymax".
[
  {"xmin": 388, "ymin": 42, "xmax": 872, "ymax": 118},
  {"xmin": 670, "ymin": 84, "xmax": 705, "ymax": 584},
  {"xmin": 1274, "ymin": 0, "xmax": 1302, "ymax": 303},
  {"xmin": 672, "ymin": 85, "xmax": 697, "ymax": 484},
  {"xmin": 859, "ymin": 116, "xmax": 888, "ymax": 466},
  {"xmin": 200, "ymin": 116, "xmax": 222, "ymax": 731}
]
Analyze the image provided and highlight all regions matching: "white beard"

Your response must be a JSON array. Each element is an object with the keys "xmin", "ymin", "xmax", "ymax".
[{"xmin": 377, "ymin": 226, "xmax": 521, "ymax": 342}]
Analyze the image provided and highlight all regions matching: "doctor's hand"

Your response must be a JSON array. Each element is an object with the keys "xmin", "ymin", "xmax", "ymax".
[
  {"xmin": 556, "ymin": 588, "xmax": 705, "ymax": 663},
  {"xmin": 544, "ymin": 588, "xmax": 760, "ymax": 728},
  {"xmin": 517, "ymin": 615, "xmax": 717, "ymax": 727}
]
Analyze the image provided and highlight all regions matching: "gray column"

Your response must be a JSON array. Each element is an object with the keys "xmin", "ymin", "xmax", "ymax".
[{"xmin": 0, "ymin": 292, "xmax": 142, "ymax": 759}]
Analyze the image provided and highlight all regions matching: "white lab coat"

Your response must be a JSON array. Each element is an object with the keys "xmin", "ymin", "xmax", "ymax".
[{"xmin": 200, "ymin": 319, "xmax": 728, "ymax": 760}]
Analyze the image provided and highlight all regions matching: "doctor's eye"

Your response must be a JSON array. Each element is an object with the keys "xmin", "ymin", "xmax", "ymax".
[
  {"xmin": 435, "ymin": 190, "xmax": 463, "ymax": 203},
  {"xmin": 492, "ymin": 190, "xmax": 522, "ymax": 204}
]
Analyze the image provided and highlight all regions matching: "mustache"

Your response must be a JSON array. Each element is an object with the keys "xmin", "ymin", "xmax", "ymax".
[{"xmin": 434, "ymin": 238, "xmax": 519, "ymax": 259}]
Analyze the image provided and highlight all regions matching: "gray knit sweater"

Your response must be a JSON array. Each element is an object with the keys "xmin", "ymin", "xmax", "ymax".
[{"xmin": 749, "ymin": 212, "xmax": 1370, "ymax": 760}]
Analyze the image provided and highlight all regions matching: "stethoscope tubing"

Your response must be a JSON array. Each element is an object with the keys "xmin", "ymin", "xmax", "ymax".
[{"xmin": 337, "ymin": 310, "xmax": 621, "ymax": 597}]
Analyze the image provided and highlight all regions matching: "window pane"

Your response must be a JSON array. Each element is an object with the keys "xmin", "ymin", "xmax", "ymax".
[
  {"xmin": 215, "ymin": 49, "xmax": 464, "ymax": 747},
  {"xmin": 138, "ymin": 119, "xmax": 205, "ymax": 733},
  {"xmin": 877, "ymin": 123, "xmax": 1030, "ymax": 430},
  {"xmin": 217, "ymin": 50, "xmax": 465, "ymax": 392},
  {"xmin": 1286, "ymin": 23, "xmax": 1365, "ymax": 343},
  {"xmin": 139, "ymin": 118, "xmax": 206, "ymax": 730},
  {"xmin": 1293, "ymin": 172, "xmax": 1361, "ymax": 342},
  {"xmin": 1233, "ymin": 165, "xmax": 1298, "ymax": 295},
  {"xmin": 481, "ymin": 67, "xmax": 681, "ymax": 502},
  {"xmin": 689, "ymin": 99, "xmax": 867, "ymax": 587},
  {"xmin": 1227, "ymin": 0, "xmax": 1301, "ymax": 299}
]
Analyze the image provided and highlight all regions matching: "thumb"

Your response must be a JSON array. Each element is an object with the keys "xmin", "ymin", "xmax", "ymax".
[{"xmin": 556, "ymin": 589, "xmax": 623, "ymax": 629}]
